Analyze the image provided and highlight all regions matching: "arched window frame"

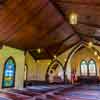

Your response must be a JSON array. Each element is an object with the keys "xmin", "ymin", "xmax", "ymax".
[
  {"xmin": 80, "ymin": 60, "xmax": 88, "ymax": 76},
  {"xmin": 88, "ymin": 59, "xmax": 97, "ymax": 76},
  {"xmin": 45, "ymin": 59, "xmax": 64, "ymax": 83},
  {"xmin": 2, "ymin": 56, "xmax": 16, "ymax": 88}
]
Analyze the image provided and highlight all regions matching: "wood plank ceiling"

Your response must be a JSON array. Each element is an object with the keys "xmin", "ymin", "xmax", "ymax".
[{"xmin": 0, "ymin": 0, "xmax": 100, "ymax": 59}]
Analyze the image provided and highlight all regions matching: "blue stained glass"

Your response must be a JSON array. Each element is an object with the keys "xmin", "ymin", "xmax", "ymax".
[{"xmin": 2, "ymin": 57, "xmax": 16, "ymax": 88}]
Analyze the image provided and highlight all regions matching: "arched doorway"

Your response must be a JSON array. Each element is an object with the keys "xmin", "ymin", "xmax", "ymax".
[{"xmin": 46, "ymin": 60, "xmax": 64, "ymax": 84}]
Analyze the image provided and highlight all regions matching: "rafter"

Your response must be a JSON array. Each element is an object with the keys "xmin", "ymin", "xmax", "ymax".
[
  {"xmin": 53, "ymin": 0, "xmax": 100, "ymax": 6},
  {"xmin": 49, "ymin": 0, "xmax": 82, "ymax": 39},
  {"xmin": 79, "ymin": 21, "xmax": 100, "ymax": 29},
  {"xmin": 57, "ymin": 40, "xmax": 81, "ymax": 56},
  {"xmin": 54, "ymin": 33, "xmax": 76, "ymax": 54}
]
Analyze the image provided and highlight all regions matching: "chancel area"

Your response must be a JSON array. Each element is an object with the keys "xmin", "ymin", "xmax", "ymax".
[{"xmin": 0, "ymin": 0, "xmax": 100, "ymax": 100}]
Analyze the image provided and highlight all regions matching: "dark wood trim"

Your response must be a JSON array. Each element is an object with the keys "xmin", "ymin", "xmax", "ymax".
[
  {"xmin": 57, "ymin": 40, "xmax": 81, "ymax": 56},
  {"xmin": 29, "ymin": 34, "xmax": 77, "ymax": 60},
  {"xmin": 28, "ymin": 51, "xmax": 36, "ymax": 60},
  {"xmin": 55, "ymin": 1, "xmax": 100, "ymax": 6},
  {"xmin": 53, "ymin": 33, "xmax": 76, "ymax": 54},
  {"xmin": 83, "ymin": 40, "xmax": 100, "ymax": 47},
  {"xmin": 44, "ymin": 48, "xmax": 54, "ymax": 59},
  {"xmin": 64, "ymin": 42, "xmax": 82, "ymax": 69},
  {"xmin": 79, "ymin": 22, "xmax": 100, "ymax": 29},
  {"xmin": 79, "ymin": 33, "xmax": 100, "ymax": 39},
  {"xmin": 63, "ymin": 42, "xmax": 82, "ymax": 82},
  {"xmin": 49, "ymin": 0, "xmax": 82, "ymax": 39}
]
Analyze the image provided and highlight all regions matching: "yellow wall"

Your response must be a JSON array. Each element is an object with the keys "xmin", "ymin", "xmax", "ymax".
[
  {"xmin": 25, "ymin": 52, "xmax": 51, "ymax": 81},
  {"xmin": 25, "ymin": 44, "xmax": 100, "ymax": 83},
  {"xmin": 25, "ymin": 45, "xmax": 77, "ymax": 81},
  {"xmin": 0, "ymin": 46, "xmax": 24, "ymax": 89},
  {"xmin": 71, "ymin": 47, "xmax": 100, "ymax": 77},
  {"xmin": 53, "ymin": 44, "xmax": 81, "ymax": 82}
]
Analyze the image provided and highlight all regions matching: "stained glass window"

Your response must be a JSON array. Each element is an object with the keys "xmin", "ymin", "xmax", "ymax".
[
  {"xmin": 2, "ymin": 57, "xmax": 16, "ymax": 88},
  {"xmin": 88, "ymin": 60, "xmax": 97, "ymax": 76},
  {"xmin": 80, "ymin": 60, "xmax": 88, "ymax": 76}
]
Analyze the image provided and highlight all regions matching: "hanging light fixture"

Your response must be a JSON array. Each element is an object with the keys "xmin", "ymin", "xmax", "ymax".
[{"xmin": 69, "ymin": 12, "xmax": 78, "ymax": 25}]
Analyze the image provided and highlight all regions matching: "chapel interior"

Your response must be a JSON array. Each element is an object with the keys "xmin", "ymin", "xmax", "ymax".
[{"xmin": 0, "ymin": 0, "xmax": 100, "ymax": 100}]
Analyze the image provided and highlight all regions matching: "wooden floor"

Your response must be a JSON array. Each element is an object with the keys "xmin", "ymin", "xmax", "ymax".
[{"xmin": 0, "ymin": 84, "xmax": 100, "ymax": 100}]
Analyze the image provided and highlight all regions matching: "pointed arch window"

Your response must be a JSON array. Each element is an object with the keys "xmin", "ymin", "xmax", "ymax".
[
  {"xmin": 2, "ymin": 57, "xmax": 16, "ymax": 88},
  {"xmin": 80, "ymin": 60, "xmax": 88, "ymax": 76},
  {"xmin": 88, "ymin": 59, "xmax": 97, "ymax": 76}
]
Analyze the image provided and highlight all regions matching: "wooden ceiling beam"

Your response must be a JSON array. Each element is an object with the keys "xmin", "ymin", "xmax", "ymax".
[
  {"xmin": 0, "ymin": 0, "xmax": 7, "ymax": 5},
  {"xmin": 53, "ymin": 1, "xmax": 100, "ymax": 34},
  {"xmin": 44, "ymin": 48, "xmax": 54, "ymax": 59},
  {"xmin": 79, "ymin": 21, "xmax": 100, "ymax": 29},
  {"xmin": 46, "ymin": 33, "xmax": 76, "ymax": 49},
  {"xmin": 79, "ymin": 33, "xmax": 100, "ymax": 43},
  {"xmin": 37, "ymin": 20, "xmax": 65, "ymax": 41},
  {"xmin": 57, "ymin": 40, "xmax": 80, "ymax": 56},
  {"xmin": 53, "ymin": 0, "xmax": 100, "ymax": 6},
  {"xmin": 54, "ymin": 33, "xmax": 76, "ymax": 53},
  {"xmin": 79, "ymin": 33, "xmax": 100, "ymax": 38},
  {"xmin": 49, "ymin": 0, "xmax": 81, "ymax": 39},
  {"xmin": 82, "ymin": 38, "xmax": 100, "ymax": 46},
  {"xmin": 45, "ymin": 33, "xmax": 79, "ymax": 56}
]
